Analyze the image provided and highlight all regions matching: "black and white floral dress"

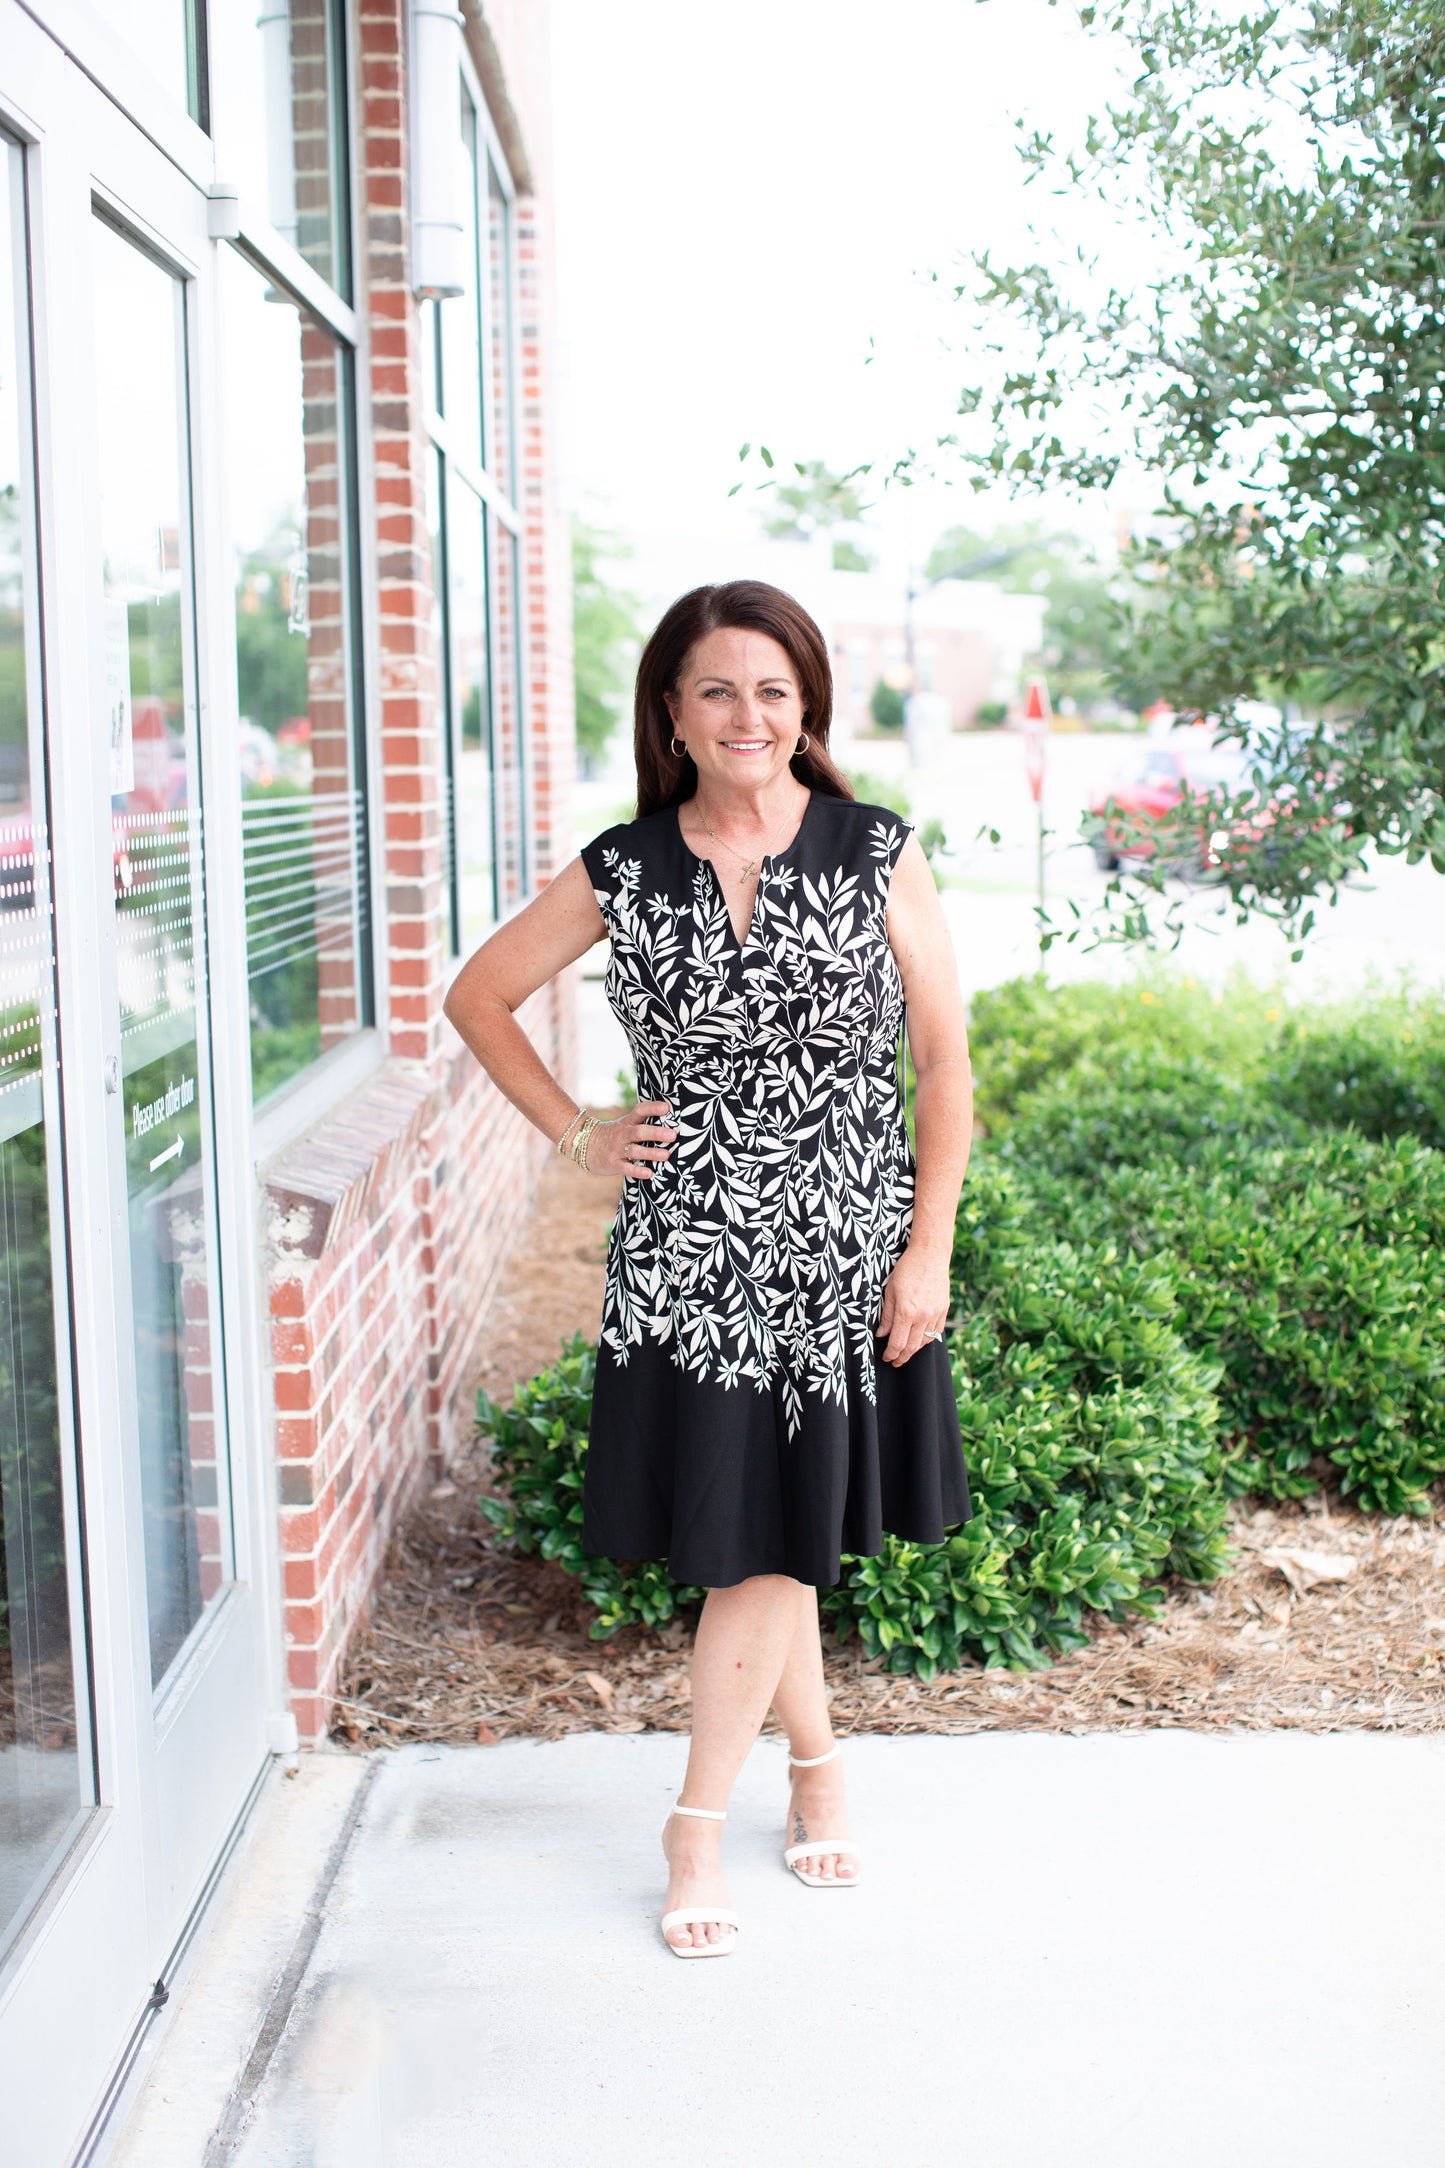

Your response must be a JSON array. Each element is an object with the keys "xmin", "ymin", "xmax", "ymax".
[{"xmin": 580, "ymin": 792, "xmax": 971, "ymax": 1588}]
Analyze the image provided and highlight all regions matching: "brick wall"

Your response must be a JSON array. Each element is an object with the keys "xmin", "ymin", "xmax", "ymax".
[{"xmin": 263, "ymin": 0, "xmax": 573, "ymax": 1743}]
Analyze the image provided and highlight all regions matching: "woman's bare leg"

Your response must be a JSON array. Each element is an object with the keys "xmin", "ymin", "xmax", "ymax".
[
  {"xmin": 769, "ymin": 1587, "xmax": 856, "ymax": 1884},
  {"xmin": 662, "ymin": 1574, "xmax": 805, "ymax": 1950}
]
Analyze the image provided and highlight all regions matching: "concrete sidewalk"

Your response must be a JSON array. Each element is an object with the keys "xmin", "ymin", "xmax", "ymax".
[{"xmin": 113, "ymin": 1731, "xmax": 1445, "ymax": 2167}]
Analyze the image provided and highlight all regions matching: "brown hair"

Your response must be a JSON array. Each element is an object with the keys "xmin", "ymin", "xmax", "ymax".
[{"xmin": 632, "ymin": 580, "xmax": 855, "ymax": 818}]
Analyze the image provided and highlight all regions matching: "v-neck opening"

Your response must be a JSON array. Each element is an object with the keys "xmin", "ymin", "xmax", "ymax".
[{"xmin": 676, "ymin": 791, "xmax": 814, "ymax": 953}]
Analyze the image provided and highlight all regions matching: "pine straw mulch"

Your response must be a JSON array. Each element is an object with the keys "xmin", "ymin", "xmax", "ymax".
[{"xmin": 331, "ymin": 1155, "xmax": 1445, "ymax": 1748}]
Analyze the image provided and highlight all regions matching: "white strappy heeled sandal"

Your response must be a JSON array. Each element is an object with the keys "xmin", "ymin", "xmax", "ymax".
[
  {"xmin": 784, "ymin": 1743, "xmax": 862, "ymax": 1888},
  {"xmin": 660, "ymin": 1803, "xmax": 741, "ymax": 1959}
]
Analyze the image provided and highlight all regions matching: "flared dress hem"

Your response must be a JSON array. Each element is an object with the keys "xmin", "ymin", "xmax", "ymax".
[{"xmin": 582, "ymin": 1334, "xmax": 973, "ymax": 1590}]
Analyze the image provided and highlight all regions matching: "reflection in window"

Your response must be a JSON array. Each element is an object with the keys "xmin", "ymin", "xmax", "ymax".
[
  {"xmin": 426, "ymin": 79, "xmax": 526, "ymax": 950},
  {"xmin": 434, "ymin": 467, "xmax": 495, "ymax": 952},
  {"xmin": 89, "ymin": 0, "xmax": 203, "ymax": 119},
  {"xmin": 94, "ymin": 215, "xmax": 237, "ymax": 1685},
  {"xmin": 207, "ymin": 0, "xmax": 351, "ymax": 296},
  {"xmin": 221, "ymin": 248, "xmax": 370, "ymax": 1101},
  {"xmin": 438, "ymin": 90, "xmax": 484, "ymax": 469},
  {"xmin": 486, "ymin": 158, "xmax": 514, "ymax": 496},
  {"xmin": 490, "ymin": 517, "xmax": 526, "ymax": 913},
  {"xmin": 0, "ymin": 139, "xmax": 90, "ymax": 1963}
]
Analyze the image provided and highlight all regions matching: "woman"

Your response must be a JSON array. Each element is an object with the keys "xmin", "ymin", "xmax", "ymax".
[{"xmin": 444, "ymin": 580, "xmax": 973, "ymax": 1958}]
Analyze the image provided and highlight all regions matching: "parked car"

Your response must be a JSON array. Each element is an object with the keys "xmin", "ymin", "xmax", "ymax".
[{"xmin": 1088, "ymin": 727, "xmax": 1259, "ymax": 875}]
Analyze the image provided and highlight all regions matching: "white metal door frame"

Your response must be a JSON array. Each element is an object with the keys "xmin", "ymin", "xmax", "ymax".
[{"xmin": 0, "ymin": 11, "xmax": 281, "ymax": 2156}]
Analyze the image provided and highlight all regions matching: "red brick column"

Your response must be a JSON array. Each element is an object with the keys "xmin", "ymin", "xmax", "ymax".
[{"xmin": 360, "ymin": 0, "xmax": 449, "ymax": 1068}]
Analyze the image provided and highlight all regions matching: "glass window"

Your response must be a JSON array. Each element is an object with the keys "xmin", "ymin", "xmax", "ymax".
[
  {"xmin": 437, "ymin": 471, "xmax": 495, "ymax": 952},
  {"xmin": 438, "ymin": 91, "xmax": 484, "ymax": 469},
  {"xmin": 89, "ymin": 0, "xmax": 204, "ymax": 120},
  {"xmin": 484, "ymin": 157, "xmax": 514, "ymax": 497},
  {"xmin": 426, "ymin": 76, "xmax": 526, "ymax": 950},
  {"xmin": 489, "ymin": 516, "xmax": 526, "ymax": 912},
  {"xmin": 94, "ymin": 215, "xmax": 237, "ymax": 1685},
  {"xmin": 420, "ymin": 295, "xmax": 441, "ymax": 418},
  {"xmin": 220, "ymin": 246, "xmax": 370, "ymax": 1102},
  {"xmin": 0, "ymin": 140, "xmax": 91, "ymax": 1964},
  {"xmin": 207, "ymin": 0, "xmax": 352, "ymax": 296},
  {"xmin": 425, "ymin": 452, "xmax": 454, "ymax": 949}
]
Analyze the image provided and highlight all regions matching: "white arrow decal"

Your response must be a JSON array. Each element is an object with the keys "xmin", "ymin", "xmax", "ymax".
[{"xmin": 149, "ymin": 1136, "xmax": 184, "ymax": 1172}]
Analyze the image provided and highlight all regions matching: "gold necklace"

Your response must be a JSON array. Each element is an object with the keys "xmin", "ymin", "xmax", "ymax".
[{"xmin": 693, "ymin": 789, "xmax": 805, "ymax": 884}]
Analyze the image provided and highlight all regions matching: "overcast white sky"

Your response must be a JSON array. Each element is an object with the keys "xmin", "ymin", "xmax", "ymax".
[{"xmin": 550, "ymin": 0, "xmax": 1127, "ymax": 574}]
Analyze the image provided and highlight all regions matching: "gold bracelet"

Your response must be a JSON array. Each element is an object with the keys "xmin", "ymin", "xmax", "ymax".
[
  {"xmin": 556, "ymin": 1107, "xmax": 585, "ymax": 1156},
  {"xmin": 568, "ymin": 1113, "xmax": 600, "ymax": 1171}
]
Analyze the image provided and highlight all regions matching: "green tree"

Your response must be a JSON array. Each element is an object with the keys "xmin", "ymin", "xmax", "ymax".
[
  {"xmin": 830, "ymin": 535, "xmax": 876, "ymax": 573},
  {"xmin": 572, "ymin": 518, "xmax": 640, "ymax": 768},
  {"xmin": 952, "ymin": 0, "xmax": 1445, "ymax": 948},
  {"xmin": 234, "ymin": 546, "xmax": 308, "ymax": 736},
  {"xmin": 737, "ymin": 450, "xmax": 879, "ymax": 571}
]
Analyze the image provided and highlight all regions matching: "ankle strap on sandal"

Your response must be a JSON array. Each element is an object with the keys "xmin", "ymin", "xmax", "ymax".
[
  {"xmin": 788, "ymin": 1742, "xmax": 841, "ymax": 1769},
  {"xmin": 673, "ymin": 1802, "xmax": 726, "ymax": 1820}
]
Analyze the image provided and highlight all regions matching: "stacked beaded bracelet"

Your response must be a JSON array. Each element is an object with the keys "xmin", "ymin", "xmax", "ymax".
[{"xmin": 556, "ymin": 1107, "xmax": 600, "ymax": 1171}]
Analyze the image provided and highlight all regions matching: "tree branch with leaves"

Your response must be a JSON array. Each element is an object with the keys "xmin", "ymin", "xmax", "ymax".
[{"xmin": 948, "ymin": 0, "xmax": 1445, "ymax": 952}]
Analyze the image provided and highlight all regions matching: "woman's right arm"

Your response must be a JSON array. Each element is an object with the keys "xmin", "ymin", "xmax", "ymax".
[{"xmin": 441, "ymin": 856, "xmax": 676, "ymax": 1180}]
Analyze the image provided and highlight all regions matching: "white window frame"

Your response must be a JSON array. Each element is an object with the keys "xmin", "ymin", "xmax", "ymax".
[
  {"xmin": 203, "ymin": 0, "xmax": 391, "ymax": 1157},
  {"xmin": 426, "ymin": 44, "xmax": 531, "ymax": 963}
]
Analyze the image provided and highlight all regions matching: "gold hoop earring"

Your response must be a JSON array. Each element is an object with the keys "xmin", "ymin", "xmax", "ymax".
[
  {"xmin": 670, "ymin": 735, "xmax": 688, "ymax": 759},
  {"xmin": 796, "ymin": 732, "xmax": 811, "ymax": 754}
]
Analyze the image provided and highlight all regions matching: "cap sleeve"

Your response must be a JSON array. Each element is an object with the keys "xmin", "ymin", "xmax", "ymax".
[
  {"xmin": 580, "ymin": 823, "xmax": 637, "ymax": 932},
  {"xmin": 864, "ymin": 806, "xmax": 913, "ymax": 884}
]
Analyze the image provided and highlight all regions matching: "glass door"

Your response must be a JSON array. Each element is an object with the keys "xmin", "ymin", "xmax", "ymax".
[
  {"xmin": 0, "ymin": 32, "xmax": 276, "ymax": 2163},
  {"xmin": 92, "ymin": 213, "xmax": 236, "ymax": 1693},
  {"xmin": 83, "ymin": 166, "xmax": 272, "ymax": 1943},
  {"xmin": 0, "ymin": 127, "xmax": 94, "ymax": 1982}
]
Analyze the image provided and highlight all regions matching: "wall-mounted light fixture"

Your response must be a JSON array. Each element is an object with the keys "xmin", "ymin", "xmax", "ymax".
[{"xmin": 410, "ymin": 0, "xmax": 467, "ymax": 299}]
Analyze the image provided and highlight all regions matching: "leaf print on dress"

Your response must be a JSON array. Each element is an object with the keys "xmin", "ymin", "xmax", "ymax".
[{"xmin": 583, "ymin": 797, "xmax": 915, "ymax": 1439}]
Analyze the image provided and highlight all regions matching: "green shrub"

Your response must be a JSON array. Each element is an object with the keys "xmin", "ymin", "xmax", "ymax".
[
  {"xmin": 997, "ymin": 1048, "xmax": 1301, "ymax": 1188},
  {"xmin": 968, "ymin": 972, "xmax": 1277, "ymax": 1136},
  {"xmin": 1269, "ymin": 992, "xmax": 1445, "ymax": 1151},
  {"xmin": 980, "ymin": 979, "xmax": 1445, "ymax": 1514},
  {"xmin": 1009, "ymin": 1127, "xmax": 1445, "ymax": 1515},
  {"xmin": 478, "ymin": 1341, "xmax": 704, "ymax": 1635},
  {"xmin": 476, "ymin": 1162, "xmax": 1229, "ymax": 1677},
  {"xmin": 869, "ymin": 678, "xmax": 905, "ymax": 732},
  {"xmin": 844, "ymin": 769, "xmax": 910, "ymax": 819},
  {"xmin": 970, "ymin": 973, "xmax": 1445, "ymax": 1151}
]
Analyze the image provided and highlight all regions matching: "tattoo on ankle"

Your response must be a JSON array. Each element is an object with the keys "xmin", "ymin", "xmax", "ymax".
[{"xmin": 791, "ymin": 1810, "xmax": 807, "ymax": 1845}]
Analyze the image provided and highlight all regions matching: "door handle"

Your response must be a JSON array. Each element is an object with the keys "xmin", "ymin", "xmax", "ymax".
[{"xmin": 104, "ymin": 1054, "xmax": 119, "ymax": 1095}]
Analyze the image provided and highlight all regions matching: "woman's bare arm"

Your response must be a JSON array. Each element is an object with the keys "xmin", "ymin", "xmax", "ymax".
[
  {"xmin": 442, "ymin": 856, "xmax": 676, "ymax": 1179},
  {"xmin": 877, "ymin": 833, "xmax": 973, "ymax": 1365}
]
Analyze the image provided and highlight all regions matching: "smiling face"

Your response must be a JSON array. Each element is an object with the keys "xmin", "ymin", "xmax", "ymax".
[{"xmin": 665, "ymin": 627, "xmax": 806, "ymax": 796}]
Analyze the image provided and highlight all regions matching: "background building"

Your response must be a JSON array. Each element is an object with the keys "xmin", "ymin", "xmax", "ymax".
[
  {"xmin": 829, "ymin": 570, "xmax": 1046, "ymax": 737},
  {"xmin": 0, "ymin": 3, "xmax": 571, "ymax": 2156}
]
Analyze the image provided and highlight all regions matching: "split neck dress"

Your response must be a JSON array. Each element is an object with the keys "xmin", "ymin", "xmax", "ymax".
[{"xmin": 579, "ymin": 791, "xmax": 972, "ymax": 1589}]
